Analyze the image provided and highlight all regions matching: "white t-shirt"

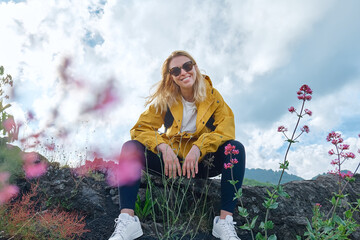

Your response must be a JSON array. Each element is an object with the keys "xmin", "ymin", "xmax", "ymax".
[{"xmin": 181, "ymin": 97, "xmax": 197, "ymax": 133}]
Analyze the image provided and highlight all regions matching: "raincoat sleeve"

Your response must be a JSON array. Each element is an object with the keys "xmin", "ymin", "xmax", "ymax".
[
  {"xmin": 130, "ymin": 104, "xmax": 166, "ymax": 152},
  {"xmin": 193, "ymin": 89, "xmax": 235, "ymax": 158}
]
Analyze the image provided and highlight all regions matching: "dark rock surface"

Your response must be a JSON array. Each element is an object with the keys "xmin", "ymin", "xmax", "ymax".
[{"xmin": 16, "ymin": 165, "xmax": 360, "ymax": 240}]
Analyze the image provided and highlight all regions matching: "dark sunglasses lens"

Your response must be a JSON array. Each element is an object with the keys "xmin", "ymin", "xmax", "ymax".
[
  {"xmin": 183, "ymin": 61, "xmax": 193, "ymax": 72},
  {"xmin": 170, "ymin": 67, "xmax": 181, "ymax": 76}
]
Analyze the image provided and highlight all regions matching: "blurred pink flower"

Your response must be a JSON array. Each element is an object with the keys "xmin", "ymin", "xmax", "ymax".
[
  {"xmin": 21, "ymin": 152, "xmax": 39, "ymax": 164},
  {"xmin": 315, "ymin": 203, "xmax": 322, "ymax": 207},
  {"xmin": 301, "ymin": 125, "xmax": 310, "ymax": 133},
  {"xmin": 328, "ymin": 149, "xmax": 335, "ymax": 155},
  {"xmin": 330, "ymin": 159, "xmax": 339, "ymax": 165},
  {"xmin": 339, "ymin": 144, "xmax": 350, "ymax": 150},
  {"xmin": 339, "ymin": 171, "xmax": 353, "ymax": 179},
  {"xmin": 344, "ymin": 152, "xmax": 355, "ymax": 159},
  {"xmin": 224, "ymin": 163, "xmax": 233, "ymax": 169},
  {"xmin": 277, "ymin": 126, "xmax": 288, "ymax": 132},
  {"xmin": 230, "ymin": 158, "xmax": 238, "ymax": 164},
  {"xmin": 2, "ymin": 117, "xmax": 15, "ymax": 132},
  {"xmin": 106, "ymin": 159, "xmax": 142, "ymax": 187},
  {"xmin": 304, "ymin": 109, "xmax": 312, "ymax": 116},
  {"xmin": 45, "ymin": 143, "xmax": 55, "ymax": 151},
  {"xmin": 224, "ymin": 144, "xmax": 239, "ymax": 155},
  {"xmin": 0, "ymin": 185, "xmax": 19, "ymax": 205},
  {"xmin": 24, "ymin": 162, "xmax": 47, "ymax": 179},
  {"xmin": 288, "ymin": 106, "xmax": 296, "ymax": 113}
]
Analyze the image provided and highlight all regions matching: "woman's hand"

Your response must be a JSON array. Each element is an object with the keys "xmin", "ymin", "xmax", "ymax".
[
  {"xmin": 157, "ymin": 143, "xmax": 182, "ymax": 178},
  {"xmin": 183, "ymin": 145, "xmax": 200, "ymax": 178}
]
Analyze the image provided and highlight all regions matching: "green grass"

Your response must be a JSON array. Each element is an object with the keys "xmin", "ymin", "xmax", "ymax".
[{"xmin": 242, "ymin": 178, "xmax": 275, "ymax": 187}]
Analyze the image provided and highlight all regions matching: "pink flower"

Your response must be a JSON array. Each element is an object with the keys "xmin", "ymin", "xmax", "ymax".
[
  {"xmin": 224, "ymin": 144, "xmax": 239, "ymax": 155},
  {"xmin": 339, "ymin": 171, "xmax": 354, "ymax": 179},
  {"xmin": 224, "ymin": 163, "xmax": 233, "ymax": 169},
  {"xmin": 297, "ymin": 85, "xmax": 312, "ymax": 101},
  {"xmin": 330, "ymin": 159, "xmax": 339, "ymax": 165},
  {"xmin": 344, "ymin": 152, "xmax": 355, "ymax": 159},
  {"xmin": 328, "ymin": 149, "xmax": 335, "ymax": 155},
  {"xmin": 21, "ymin": 152, "xmax": 39, "ymax": 164},
  {"xmin": 278, "ymin": 126, "xmax": 288, "ymax": 132},
  {"xmin": 83, "ymin": 81, "xmax": 120, "ymax": 113},
  {"xmin": 106, "ymin": 159, "xmax": 142, "ymax": 187},
  {"xmin": 301, "ymin": 125, "xmax": 310, "ymax": 133},
  {"xmin": 288, "ymin": 106, "xmax": 296, "ymax": 113},
  {"xmin": 2, "ymin": 117, "xmax": 16, "ymax": 132},
  {"xmin": 24, "ymin": 162, "xmax": 47, "ymax": 179},
  {"xmin": 45, "ymin": 143, "xmax": 55, "ymax": 151},
  {"xmin": 230, "ymin": 158, "xmax": 238, "ymax": 164},
  {"xmin": 315, "ymin": 203, "xmax": 322, "ymax": 207},
  {"xmin": 0, "ymin": 185, "xmax": 19, "ymax": 205},
  {"xmin": 339, "ymin": 144, "xmax": 350, "ymax": 150},
  {"xmin": 304, "ymin": 109, "xmax": 312, "ymax": 116},
  {"xmin": 297, "ymin": 95, "xmax": 305, "ymax": 100}
]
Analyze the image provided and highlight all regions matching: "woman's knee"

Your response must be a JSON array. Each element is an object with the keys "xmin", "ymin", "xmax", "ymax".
[{"xmin": 120, "ymin": 140, "xmax": 146, "ymax": 162}]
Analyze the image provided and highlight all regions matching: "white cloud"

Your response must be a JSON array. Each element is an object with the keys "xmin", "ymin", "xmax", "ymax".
[{"xmin": 1, "ymin": 0, "xmax": 359, "ymax": 180}]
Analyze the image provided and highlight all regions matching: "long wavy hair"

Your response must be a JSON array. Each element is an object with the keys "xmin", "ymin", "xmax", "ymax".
[{"xmin": 145, "ymin": 50, "xmax": 206, "ymax": 113}]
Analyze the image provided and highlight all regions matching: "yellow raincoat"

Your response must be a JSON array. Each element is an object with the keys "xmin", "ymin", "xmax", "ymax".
[{"xmin": 130, "ymin": 75, "xmax": 235, "ymax": 161}]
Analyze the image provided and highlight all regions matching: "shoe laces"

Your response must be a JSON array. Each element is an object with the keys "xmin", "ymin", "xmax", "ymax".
[
  {"xmin": 111, "ymin": 217, "xmax": 133, "ymax": 239},
  {"xmin": 221, "ymin": 219, "xmax": 239, "ymax": 238}
]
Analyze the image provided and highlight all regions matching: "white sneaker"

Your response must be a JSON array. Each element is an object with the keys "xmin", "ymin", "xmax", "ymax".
[
  {"xmin": 108, "ymin": 213, "xmax": 143, "ymax": 240},
  {"xmin": 212, "ymin": 215, "xmax": 241, "ymax": 240}
]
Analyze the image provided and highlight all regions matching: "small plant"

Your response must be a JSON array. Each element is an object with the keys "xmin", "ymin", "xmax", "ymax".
[
  {"xmin": 228, "ymin": 84, "xmax": 313, "ymax": 240},
  {"xmin": 0, "ymin": 182, "xmax": 89, "ymax": 240},
  {"xmin": 144, "ymin": 144, "xmax": 212, "ymax": 240},
  {"xmin": 135, "ymin": 185, "xmax": 155, "ymax": 221},
  {"xmin": 301, "ymin": 132, "xmax": 360, "ymax": 239}
]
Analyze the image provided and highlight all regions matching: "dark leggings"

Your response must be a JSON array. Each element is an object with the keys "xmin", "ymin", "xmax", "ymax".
[{"xmin": 118, "ymin": 140, "xmax": 245, "ymax": 213}]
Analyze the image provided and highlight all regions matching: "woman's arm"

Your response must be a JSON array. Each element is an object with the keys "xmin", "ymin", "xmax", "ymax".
[
  {"xmin": 193, "ymin": 89, "xmax": 235, "ymax": 158},
  {"xmin": 130, "ymin": 104, "xmax": 182, "ymax": 178}
]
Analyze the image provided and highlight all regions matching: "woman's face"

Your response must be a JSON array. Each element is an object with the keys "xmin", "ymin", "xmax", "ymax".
[{"xmin": 169, "ymin": 56, "xmax": 197, "ymax": 93}]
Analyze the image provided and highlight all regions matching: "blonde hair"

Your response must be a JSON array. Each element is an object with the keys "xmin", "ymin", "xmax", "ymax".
[{"xmin": 146, "ymin": 50, "xmax": 206, "ymax": 113}]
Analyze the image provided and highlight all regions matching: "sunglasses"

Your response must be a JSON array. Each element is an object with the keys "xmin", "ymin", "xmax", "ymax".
[{"xmin": 169, "ymin": 61, "xmax": 194, "ymax": 77}]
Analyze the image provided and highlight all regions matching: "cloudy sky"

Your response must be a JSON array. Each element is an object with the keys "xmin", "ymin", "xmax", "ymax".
[{"xmin": 1, "ymin": 0, "xmax": 359, "ymax": 179}]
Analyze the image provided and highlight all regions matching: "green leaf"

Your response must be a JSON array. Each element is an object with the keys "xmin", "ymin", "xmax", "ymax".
[
  {"xmin": 238, "ymin": 206, "xmax": 249, "ymax": 217},
  {"xmin": 345, "ymin": 209, "xmax": 353, "ymax": 219},
  {"xmin": 306, "ymin": 219, "xmax": 313, "ymax": 232},
  {"xmin": 266, "ymin": 189, "xmax": 273, "ymax": 197},
  {"xmin": 268, "ymin": 234, "xmax": 277, "ymax": 240},
  {"xmin": 264, "ymin": 220, "xmax": 274, "ymax": 230},
  {"xmin": 250, "ymin": 215, "xmax": 258, "ymax": 229},
  {"xmin": 269, "ymin": 202, "xmax": 279, "ymax": 210},
  {"xmin": 278, "ymin": 186, "xmax": 290, "ymax": 198},
  {"xmin": 255, "ymin": 232, "xmax": 265, "ymax": 240},
  {"xmin": 233, "ymin": 188, "xmax": 243, "ymax": 200},
  {"xmin": 333, "ymin": 214, "xmax": 345, "ymax": 225},
  {"xmin": 296, "ymin": 236, "xmax": 302, "ymax": 240},
  {"xmin": 331, "ymin": 196, "xmax": 336, "ymax": 205},
  {"xmin": 0, "ymin": 66, "xmax": 4, "ymax": 75},
  {"xmin": 239, "ymin": 223, "xmax": 251, "ymax": 230},
  {"xmin": 228, "ymin": 180, "xmax": 239, "ymax": 185}
]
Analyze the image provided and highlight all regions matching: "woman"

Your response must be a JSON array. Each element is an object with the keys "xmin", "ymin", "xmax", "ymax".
[{"xmin": 109, "ymin": 50, "xmax": 245, "ymax": 240}]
